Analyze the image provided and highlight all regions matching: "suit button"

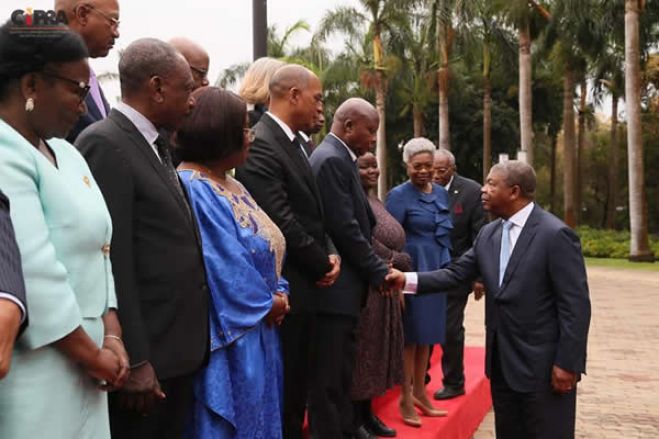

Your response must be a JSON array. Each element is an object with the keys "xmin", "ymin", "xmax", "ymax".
[
  {"xmin": 101, "ymin": 244, "xmax": 111, "ymax": 256},
  {"xmin": 201, "ymin": 284, "xmax": 208, "ymax": 292}
]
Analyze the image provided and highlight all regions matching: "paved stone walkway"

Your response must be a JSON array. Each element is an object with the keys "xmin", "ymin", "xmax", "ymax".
[{"xmin": 466, "ymin": 266, "xmax": 659, "ymax": 439}]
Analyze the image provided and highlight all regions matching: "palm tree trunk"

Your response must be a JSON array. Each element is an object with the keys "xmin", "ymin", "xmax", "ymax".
[
  {"xmin": 375, "ymin": 73, "xmax": 388, "ymax": 200},
  {"xmin": 562, "ymin": 69, "xmax": 577, "ymax": 228},
  {"xmin": 438, "ymin": 34, "xmax": 451, "ymax": 150},
  {"xmin": 624, "ymin": 0, "xmax": 654, "ymax": 261},
  {"xmin": 413, "ymin": 104, "xmax": 425, "ymax": 138},
  {"xmin": 576, "ymin": 80, "xmax": 587, "ymax": 225},
  {"xmin": 605, "ymin": 95, "xmax": 619, "ymax": 229},
  {"xmin": 518, "ymin": 21, "xmax": 534, "ymax": 165},
  {"xmin": 550, "ymin": 133, "xmax": 558, "ymax": 214},
  {"xmin": 483, "ymin": 74, "xmax": 492, "ymax": 182}
]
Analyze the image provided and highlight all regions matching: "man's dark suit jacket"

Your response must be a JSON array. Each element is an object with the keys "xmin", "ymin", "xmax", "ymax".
[
  {"xmin": 447, "ymin": 174, "xmax": 486, "ymax": 259},
  {"xmin": 76, "ymin": 109, "xmax": 209, "ymax": 380},
  {"xmin": 66, "ymin": 89, "xmax": 111, "ymax": 144},
  {"xmin": 309, "ymin": 134, "xmax": 389, "ymax": 317},
  {"xmin": 0, "ymin": 190, "xmax": 27, "ymax": 334},
  {"xmin": 235, "ymin": 113, "xmax": 333, "ymax": 314},
  {"xmin": 417, "ymin": 205, "xmax": 591, "ymax": 393}
]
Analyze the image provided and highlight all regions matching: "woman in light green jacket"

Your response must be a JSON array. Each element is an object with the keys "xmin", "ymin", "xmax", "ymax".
[{"xmin": 0, "ymin": 22, "xmax": 129, "ymax": 438}]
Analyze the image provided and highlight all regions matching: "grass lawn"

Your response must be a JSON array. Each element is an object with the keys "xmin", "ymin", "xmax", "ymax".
[{"xmin": 585, "ymin": 257, "xmax": 659, "ymax": 271}]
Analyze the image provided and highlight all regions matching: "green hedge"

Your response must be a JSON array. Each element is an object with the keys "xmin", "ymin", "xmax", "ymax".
[{"xmin": 576, "ymin": 226, "xmax": 659, "ymax": 258}]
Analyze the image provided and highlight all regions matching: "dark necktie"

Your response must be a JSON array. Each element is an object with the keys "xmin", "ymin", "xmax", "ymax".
[{"xmin": 154, "ymin": 135, "xmax": 190, "ymax": 214}]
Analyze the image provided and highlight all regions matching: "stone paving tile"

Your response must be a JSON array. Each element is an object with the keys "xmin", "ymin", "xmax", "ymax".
[{"xmin": 467, "ymin": 266, "xmax": 659, "ymax": 439}]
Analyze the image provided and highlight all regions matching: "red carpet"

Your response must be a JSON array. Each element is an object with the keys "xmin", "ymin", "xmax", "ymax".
[{"xmin": 371, "ymin": 346, "xmax": 491, "ymax": 439}]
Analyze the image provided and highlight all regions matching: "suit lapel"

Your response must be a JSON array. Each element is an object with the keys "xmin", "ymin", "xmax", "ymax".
[
  {"xmin": 498, "ymin": 205, "xmax": 541, "ymax": 293},
  {"xmin": 109, "ymin": 111, "xmax": 192, "ymax": 222},
  {"xmin": 262, "ymin": 115, "xmax": 324, "ymax": 213},
  {"xmin": 84, "ymin": 94, "xmax": 103, "ymax": 121},
  {"xmin": 448, "ymin": 175, "xmax": 462, "ymax": 209}
]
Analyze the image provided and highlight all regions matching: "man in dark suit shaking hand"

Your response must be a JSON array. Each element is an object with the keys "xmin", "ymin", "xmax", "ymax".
[
  {"xmin": 387, "ymin": 160, "xmax": 591, "ymax": 439},
  {"xmin": 236, "ymin": 64, "xmax": 341, "ymax": 439},
  {"xmin": 76, "ymin": 39, "xmax": 208, "ymax": 439},
  {"xmin": 309, "ymin": 98, "xmax": 390, "ymax": 439}
]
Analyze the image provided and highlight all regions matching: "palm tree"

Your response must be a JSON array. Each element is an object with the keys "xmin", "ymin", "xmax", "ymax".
[
  {"xmin": 267, "ymin": 20, "xmax": 311, "ymax": 59},
  {"xmin": 593, "ymin": 44, "xmax": 627, "ymax": 230},
  {"xmin": 317, "ymin": 0, "xmax": 410, "ymax": 198},
  {"xmin": 393, "ymin": 10, "xmax": 437, "ymax": 137},
  {"xmin": 624, "ymin": 0, "xmax": 654, "ymax": 261},
  {"xmin": 458, "ymin": 0, "xmax": 516, "ymax": 180},
  {"xmin": 496, "ymin": 0, "xmax": 550, "ymax": 166}
]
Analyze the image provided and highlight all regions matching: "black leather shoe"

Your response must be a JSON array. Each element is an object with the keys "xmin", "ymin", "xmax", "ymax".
[
  {"xmin": 365, "ymin": 413, "xmax": 397, "ymax": 437},
  {"xmin": 433, "ymin": 386, "xmax": 466, "ymax": 400},
  {"xmin": 354, "ymin": 425, "xmax": 377, "ymax": 439}
]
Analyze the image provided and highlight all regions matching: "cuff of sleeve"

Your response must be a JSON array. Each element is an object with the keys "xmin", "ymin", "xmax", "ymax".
[
  {"xmin": 403, "ymin": 272, "xmax": 418, "ymax": 295},
  {"xmin": 0, "ymin": 294, "xmax": 26, "ymax": 324}
]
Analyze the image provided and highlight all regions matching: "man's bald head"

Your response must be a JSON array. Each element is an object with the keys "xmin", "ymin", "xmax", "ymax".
[
  {"xmin": 55, "ymin": 0, "xmax": 120, "ymax": 58},
  {"xmin": 267, "ymin": 64, "xmax": 323, "ymax": 133},
  {"xmin": 169, "ymin": 37, "xmax": 210, "ymax": 89},
  {"xmin": 333, "ymin": 98, "xmax": 378, "ymax": 127},
  {"xmin": 268, "ymin": 64, "xmax": 313, "ymax": 100},
  {"xmin": 331, "ymin": 98, "xmax": 379, "ymax": 156}
]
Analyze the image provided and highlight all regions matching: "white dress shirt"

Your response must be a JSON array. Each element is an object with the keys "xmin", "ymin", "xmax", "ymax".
[
  {"xmin": 115, "ymin": 102, "xmax": 161, "ymax": 162},
  {"xmin": 403, "ymin": 202, "xmax": 536, "ymax": 294},
  {"xmin": 0, "ymin": 293, "xmax": 26, "ymax": 323}
]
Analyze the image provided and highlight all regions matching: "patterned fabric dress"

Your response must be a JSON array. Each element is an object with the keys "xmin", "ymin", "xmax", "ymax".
[
  {"xmin": 386, "ymin": 181, "xmax": 453, "ymax": 345},
  {"xmin": 350, "ymin": 195, "xmax": 412, "ymax": 400},
  {"xmin": 179, "ymin": 170, "xmax": 287, "ymax": 439}
]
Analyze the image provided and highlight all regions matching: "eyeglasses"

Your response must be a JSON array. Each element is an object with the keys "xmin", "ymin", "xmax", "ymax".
[
  {"xmin": 244, "ymin": 128, "xmax": 256, "ymax": 143},
  {"xmin": 41, "ymin": 71, "xmax": 91, "ymax": 101},
  {"xmin": 88, "ymin": 5, "xmax": 120, "ymax": 29}
]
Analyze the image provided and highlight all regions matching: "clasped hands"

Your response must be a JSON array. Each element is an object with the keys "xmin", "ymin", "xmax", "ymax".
[{"xmin": 316, "ymin": 254, "xmax": 341, "ymax": 287}]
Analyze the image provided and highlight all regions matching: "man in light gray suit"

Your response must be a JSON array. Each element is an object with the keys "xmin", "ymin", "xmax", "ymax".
[{"xmin": 387, "ymin": 160, "xmax": 591, "ymax": 439}]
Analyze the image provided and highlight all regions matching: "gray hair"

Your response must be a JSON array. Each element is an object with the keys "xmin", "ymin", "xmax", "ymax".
[
  {"xmin": 490, "ymin": 160, "xmax": 536, "ymax": 199},
  {"xmin": 434, "ymin": 148, "xmax": 455, "ymax": 166},
  {"xmin": 119, "ymin": 38, "xmax": 185, "ymax": 96},
  {"xmin": 402, "ymin": 137, "xmax": 436, "ymax": 163}
]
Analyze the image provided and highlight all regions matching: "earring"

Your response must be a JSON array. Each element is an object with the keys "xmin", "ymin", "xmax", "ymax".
[{"xmin": 25, "ymin": 98, "xmax": 35, "ymax": 112}]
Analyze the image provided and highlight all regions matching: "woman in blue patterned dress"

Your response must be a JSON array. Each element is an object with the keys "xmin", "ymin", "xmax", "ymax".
[
  {"xmin": 176, "ymin": 87, "xmax": 290, "ymax": 438},
  {"xmin": 386, "ymin": 138, "xmax": 453, "ymax": 427}
]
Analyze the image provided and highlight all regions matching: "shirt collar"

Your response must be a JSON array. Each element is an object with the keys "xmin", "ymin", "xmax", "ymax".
[
  {"xmin": 444, "ymin": 175, "xmax": 455, "ymax": 191},
  {"xmin": 328, "ymin": 132, "xmax": 357, "ymax": 162},
  {"xmin": 507, "ymin": 201, "xmax": 535, "ymax": 229},
  {"xmin": 115, "ymin": 102, "xmax": 159, "ymax": 146},
  {"xmin": 266, "ymin": 111, "xmax": 296, "ymax": 142},
  {"xmin": 298, "ymin": 131, "xmax": 310, "ymax": 142}
]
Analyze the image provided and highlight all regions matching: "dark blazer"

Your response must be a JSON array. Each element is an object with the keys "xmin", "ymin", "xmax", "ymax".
[
  {"xmin": 447, "ymin": 174, "xmax": 486, "ymax": 259},
  {"xmin": 235, "ymin": 113, "xmax": 333, "ymax": 314},
  {"xmin": 66, "ymin": 89, "xmax": 111, "ymax": 144},
  {"xmin": 417, "ymin": 205, "xmax": 591, "ymax": 392},
  {"xmin": 75, "ymin": 109, "xmax": 209, "ymax": 380},
  {"xmin": 0, "ymin": 190, "xmax": 27, "ymax": 334},
  {"xmin": 309, "ymin": 134, "xmax": 389, "ymax": 317}
]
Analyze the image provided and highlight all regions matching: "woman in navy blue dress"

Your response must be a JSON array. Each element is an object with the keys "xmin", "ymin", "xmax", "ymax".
[{"xmin": 386, "ymin": 138, "xmax": 452, "ymax": 427}]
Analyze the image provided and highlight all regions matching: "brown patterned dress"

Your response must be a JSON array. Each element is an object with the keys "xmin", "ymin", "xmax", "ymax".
[{"xmin": 350, "ymin": 195, "xmax": 412, "ymax": 400}]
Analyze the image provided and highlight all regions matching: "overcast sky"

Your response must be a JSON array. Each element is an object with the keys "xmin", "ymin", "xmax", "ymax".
[{"xmin": 4, "ymin": 0, "xmax": 360, "ymax": 101}]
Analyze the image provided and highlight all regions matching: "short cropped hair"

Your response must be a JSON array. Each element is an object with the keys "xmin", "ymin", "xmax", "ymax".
[
  {"xmin": 434, "ymin": 148, "xmax": 455, "ymax": 166},
  {"xmin": 176, "ymin": 87, "xmax": 247, "ymax": 163},
  {"xmin": 0, "ymin": 21, "xmax": 88, "ymax": 100},
  {"xmin": 491, "ymin": 160, "xmax": 536, "ymax": 199},
  {"xmin": 402, "ymin": 137, "xmax": 437, "ymax": 164},
  {"xmin": 239, "ymin": 57, "xmax": 286, "ymax": 105},
  {"xmin": 119, "ymin": 38, "xmax": 182, "ymax": 96}
]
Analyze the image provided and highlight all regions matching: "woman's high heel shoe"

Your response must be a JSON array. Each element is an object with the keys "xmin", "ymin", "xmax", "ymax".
[
  {"xmin": 412, "ymin": 395, "xmax": 448, "ymax": 417},
  {"xmin": 399, "ymin": 402, "xmax": 422, "ymax": 427}
]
